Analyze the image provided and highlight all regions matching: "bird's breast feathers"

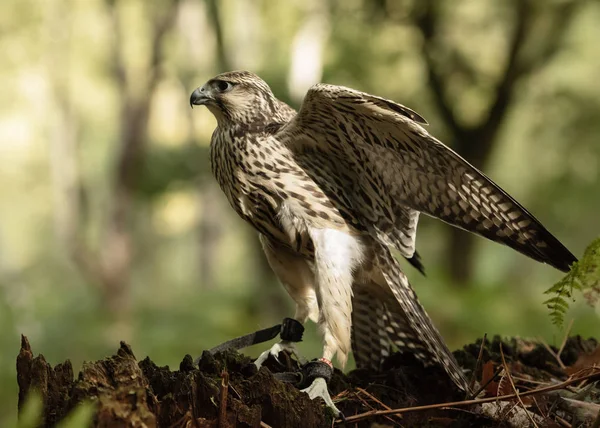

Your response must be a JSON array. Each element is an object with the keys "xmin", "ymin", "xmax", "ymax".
[{"xmin": 210, "ymin": 129, "xmax": 360, "ymax": 253}]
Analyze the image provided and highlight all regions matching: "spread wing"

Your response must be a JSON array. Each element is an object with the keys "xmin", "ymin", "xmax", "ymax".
[{"xmin": 281, "ymin": 84, "xmax": 577, "ymax": 272}]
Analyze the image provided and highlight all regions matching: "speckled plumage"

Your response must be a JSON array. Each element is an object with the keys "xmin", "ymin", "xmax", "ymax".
[{"xmin": 191, "ymin": 70, "xmax": 577, "ymax": 393}]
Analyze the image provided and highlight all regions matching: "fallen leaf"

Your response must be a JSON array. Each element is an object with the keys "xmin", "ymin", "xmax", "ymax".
[
  {"xmin": 566, "ymin": 345, "xmax": 600, "ymax": 375},
  {"xmin": 481, "ymin": 361, "xmax": 499, "ymax": 397}
]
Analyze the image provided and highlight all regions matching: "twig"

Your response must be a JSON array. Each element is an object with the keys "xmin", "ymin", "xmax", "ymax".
[
  {"xmin": 539, "ymin": 337, "xmax": 567, "ymax": 370},
  {"xmin": 357, "ymin": 387, "xmax": 403, "ymax": 423},
  {"xmin": 572, "ymin": 379, "xmax": 599, "ymax": 400},
  {"xmin": 468, "ymin": 333, "xmax": 487, "ymax": 398},
  {"xmin": 441, "ymin": 406, "xmax": 481, "ymax": 417},
  {"xmin": 500, "ymin": 343, "xmax": 539, "ymax": 427},
  {"xmin": 530, "ymin": 396, "xmax": 547, "ymax": 421},
  {"xmin": 260, "ymin": 422, "xmax": 272, "ymax": 428},
  {"xmin": 353, "ymin": 390, "xmax": 397, "ymax": 426},
  {"xmin": 353, "ymin": 391, "xmax": 374, "ymax": 410},
  {"xmin": 511, "ymin": 375, "xmax": 552, "ymax": 386},
  {"xmin": 556, "ymin": 415, "xmax": 572, "ymax": 428},
  {"xmin": 497, "ymin": 367, "xmax": 509, "ymax": 398},
  {"xmin": 336, "ymin": 368, "xmax": 600, "ymax": 424},
  {"xmin": 471, "ymin": 365, "xmax": 504, "ymax": 398},
  {"xmin": 218, "ymin": 370, "xmax": 229, "ymax": 428},
  {"xmin": 539, "ymin": 320, "xmax": 574, "ymax": 371},
  {"xmin": 228, "ymin": 383, "xmax": 242, "ymax": 400},
  {"xmin": 332, "ymin": 389, "xmax": 350, "ymax": 400},
  {"xmin": 558, "ymin": 319, "xmax": 575, "ymax": 360}
]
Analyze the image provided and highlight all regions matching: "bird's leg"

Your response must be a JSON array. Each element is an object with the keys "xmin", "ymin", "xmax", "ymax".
[
  {"xmin": 301, "ymin": 228, "xmax": 362, "ymax": 417},
  {"xmin": 299, "ymin": 319, "xmax": 345, "ymax": 417},
  {"xmin": 255, "ymin": 235, "xmax": 318, "ymax": 370},
  {"xmin": 301, "ymin": 358, "xmax": 340, "ymax": 416},
  {"xmin": 252, "ymin": 340, "xmax": 297, "ymax": 368}
]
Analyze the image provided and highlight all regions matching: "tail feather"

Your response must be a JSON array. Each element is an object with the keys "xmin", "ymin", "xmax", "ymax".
[
  {"xmin": 376, "ymin": 246, "xmax": 470, "ymax": 391},
  {"xmin": 404, "ymin": 250, "xmax": 426, "ymax": 275},
  {"xmin": 351, "ymin": 245, "xmax": 470, "ymax": 393},
  {"xmin": 351, "ymin": 288, "xmax": 390, "ymax": 370}
]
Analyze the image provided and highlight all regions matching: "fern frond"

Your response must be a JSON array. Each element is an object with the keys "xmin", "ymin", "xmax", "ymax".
[{"xmin": 544, "ymin": 237, "xmax": 600, "ymax": 328}]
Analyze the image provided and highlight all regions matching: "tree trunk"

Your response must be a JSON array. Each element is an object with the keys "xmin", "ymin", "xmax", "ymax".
[
  {"xmin": 447, "ymin": 226, "xmax": 478, "ymax": 285},
  {"xmin": 411, "ymin": 0, "xmax": 581, "ymax": 284}
]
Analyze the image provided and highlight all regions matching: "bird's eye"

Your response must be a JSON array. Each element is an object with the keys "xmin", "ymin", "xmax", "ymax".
[{"xmin": 214, "ymin": 80, "xmax": 232, "ymax": 92}]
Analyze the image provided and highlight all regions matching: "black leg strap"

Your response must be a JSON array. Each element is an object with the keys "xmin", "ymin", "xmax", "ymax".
[
  {"xmin": 272, "ymin": 359, "xmax": 333, "ymax": 387},
  {"xmin": 200, "ymin": 317, "xmax": 304, "ymax": 360},
  {"xmin": 302, "ymin": 359, "xmax": 333, "ymax": 385},
  {"xmin": 280, "ymin": 317, "xmax": 305, "ymax": 342},
  {"xmin": 206, "ymin": 324, "xmax": 281, "ymax": 356},
  {"xmin": 199, "ymin": 319, "xmax": 333, "ymax": 389}
]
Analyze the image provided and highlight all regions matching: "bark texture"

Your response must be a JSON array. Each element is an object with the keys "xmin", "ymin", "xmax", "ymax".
[{"xmin": 16, "ymin": 335, "xmax": 599, "ymax": 427}]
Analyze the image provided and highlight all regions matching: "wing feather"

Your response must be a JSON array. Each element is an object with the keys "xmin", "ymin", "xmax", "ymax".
[{"xmin": 282, "ymin": 84, "xmax": 577, "ymax": 272}]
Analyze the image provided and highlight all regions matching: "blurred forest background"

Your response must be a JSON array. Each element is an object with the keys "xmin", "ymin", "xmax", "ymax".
[{"xmin": 1, "ymin": 0, "xmax": 599, "ymax": 424}]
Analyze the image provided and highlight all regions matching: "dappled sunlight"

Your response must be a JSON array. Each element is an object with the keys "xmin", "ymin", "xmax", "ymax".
[
  {"xmin": 152, "ymin": 189, "xmax": 199, "ymax": 236},
  {"xmin": 1, "ymin": 0, "xmax": 599, "ymax": 425}
]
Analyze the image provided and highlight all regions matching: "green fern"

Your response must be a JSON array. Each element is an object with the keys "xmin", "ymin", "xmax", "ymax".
[{"xmin": 544, "ymin": 237, "xmax": 600, "ymax": 327}]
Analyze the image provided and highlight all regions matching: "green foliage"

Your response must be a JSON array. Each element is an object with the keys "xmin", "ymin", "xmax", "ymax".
[
  {"xmin": 544, "ymin": 237, "xmax": 600, "ymax": 327},
  {"xmin": 57, "ymin": 401, "xmax": 96, "ymax": 428},
  {"xmin": 136, "ymin": 145, "xmax": 209, "ymax": 199},
  {"xmin": 15, "ymin": 393, "xmax": 95, "ymax": 428},
  {"xmin": 17, "ymin": 392, "xmax": 42, "ymax": 428}
]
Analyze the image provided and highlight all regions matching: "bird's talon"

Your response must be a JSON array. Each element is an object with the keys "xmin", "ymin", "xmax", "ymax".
[
  {"xmin": 301, "ymin": 377, "xmax": 341, "ymax": 417},
  {"xmin": 254, "ymin": 341, "xmax": 301, "ymax": 370},
  {"xmin": 272, "ymin": 353, "xmax": 283, "ymax": 367}
]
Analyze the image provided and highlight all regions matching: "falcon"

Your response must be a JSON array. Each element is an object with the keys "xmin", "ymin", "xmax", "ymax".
[{"xmin": 190, "ymin": 71, "xmax": 577, "ymax": 415}]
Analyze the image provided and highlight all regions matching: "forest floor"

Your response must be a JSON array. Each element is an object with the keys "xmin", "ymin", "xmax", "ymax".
[{"xmin": 16, "ymin": 334, "xmax": 600, "ymax": 427}]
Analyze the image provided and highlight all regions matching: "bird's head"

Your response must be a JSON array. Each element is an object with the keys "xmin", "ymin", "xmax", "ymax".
[{"xmin": 190, "ymin": 70, "xmax": 277, "ymax": 126}]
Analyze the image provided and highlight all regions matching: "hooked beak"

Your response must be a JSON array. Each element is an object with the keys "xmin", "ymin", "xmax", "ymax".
[{"xmin": 190, "ymin": 86, "xmax": 212, "ymax": 108}]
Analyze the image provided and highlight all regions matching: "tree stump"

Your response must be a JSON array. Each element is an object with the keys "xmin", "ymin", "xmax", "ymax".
[{"xmin": 16, "ymin": 335, "xmax": 600, "ymax": 427}]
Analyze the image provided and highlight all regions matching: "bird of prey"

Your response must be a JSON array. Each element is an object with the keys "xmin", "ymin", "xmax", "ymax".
[{"xmin": 190, "ymin": 71, "xmax": 577, "ymax": 415}]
